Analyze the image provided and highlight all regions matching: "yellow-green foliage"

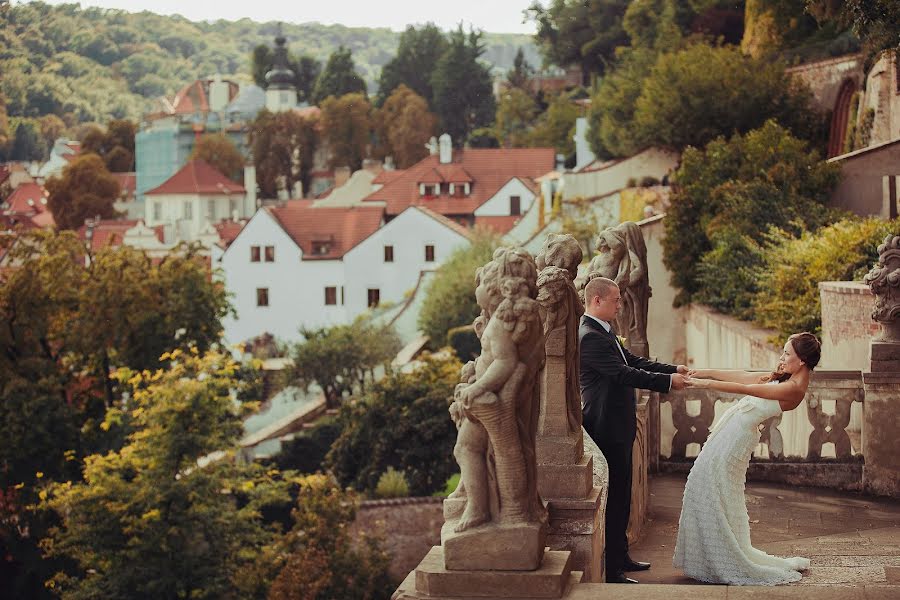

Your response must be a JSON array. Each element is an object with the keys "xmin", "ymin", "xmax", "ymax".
[
  {"xmin": 375, "ymin": 466, "xmax": 410, "ymax": 499},
  {"xmin": 753, "ymin": 217, "xmax": 899, "ymax": 342}
]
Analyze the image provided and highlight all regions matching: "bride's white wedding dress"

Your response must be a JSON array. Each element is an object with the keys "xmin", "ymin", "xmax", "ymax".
[{"xmin": 673, "ymin": 391, "xmax": 810, "ymax": 585}]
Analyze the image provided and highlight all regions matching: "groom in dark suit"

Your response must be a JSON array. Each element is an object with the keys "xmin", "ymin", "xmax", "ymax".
[{"xmin": 579, "ymin": 276, "xmax": 688, "ymax": 584}]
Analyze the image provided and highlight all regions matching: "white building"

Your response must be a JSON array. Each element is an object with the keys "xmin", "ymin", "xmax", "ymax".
[
  {"xmin": 219, "ymin": 201, "xmax": 471, "ymax": 345},
  {"xmin": 143, "ymin": 159, "xmax": 249, "ymax": 243}
]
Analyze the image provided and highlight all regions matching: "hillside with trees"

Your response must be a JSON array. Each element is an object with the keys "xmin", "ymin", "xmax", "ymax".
[{"xmin": 0, "ymin": 1, "xmax": 539, "ymax": 125}]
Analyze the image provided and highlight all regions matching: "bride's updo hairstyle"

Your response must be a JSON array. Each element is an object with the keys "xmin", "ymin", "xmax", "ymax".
[{"xmin": 762, "ymin": 332, "xmax": 821, "ymax": 383}]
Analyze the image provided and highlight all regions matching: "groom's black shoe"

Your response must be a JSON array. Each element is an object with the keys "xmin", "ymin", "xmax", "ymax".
[
  {"xmin": 606, "ymin": 572, "xmax": 639, "ymax": 584},
  {"xmin": 623, "ymin": 556, "xmax": 651, "ymax": 572}
]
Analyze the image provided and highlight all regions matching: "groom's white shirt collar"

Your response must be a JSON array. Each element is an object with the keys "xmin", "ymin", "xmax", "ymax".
[{"xmin": 584, "ymin": 313, "xmax": 612, "ymax": 333}]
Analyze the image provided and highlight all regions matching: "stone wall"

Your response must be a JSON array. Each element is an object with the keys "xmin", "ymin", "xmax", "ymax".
[
  {"xmin": 351, "ymin": 497, "xmax": 443, "ymax": 582},
  {"xmin": 640, "ymin": 214, "xmax": 687, "ymax": 364},
  {"xmin": 860, "ymin": 50, "xmax": 900, "ymax": 147},
  {"xmin": 819, "ymin": 281, "xmax": 879, "ymax": 370},
  {"xmin": 685, "ymin": 303, "xmax": 780, "ymax": 371},
  {"xmin": 785, "ymin": 53, "xmax": 864, "ymax": 113}
]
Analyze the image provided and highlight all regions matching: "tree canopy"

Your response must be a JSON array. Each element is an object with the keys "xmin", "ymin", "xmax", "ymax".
[
  {"xmin": 45, "ymin": 153, "xmax": 120, "ymax": 230},
  {"xmin": 376, "ymin": 84, "xmax": 437, "ymax": 168},
  {"xmin": 375, "ymin": 23, "xmax": 448, "ymax": 108},
  {"xmin": 319, "ymin": 93, "xmax": 373, "ymax": 172},
  {"xmin": 249, "ymin": 109, "xmax": 319, "ymax": 198},
  {"xmin": 190, "ymin": 133, "xmax": 244, "ymax": 182},
  {"xmin": 311, "ymin": 46, "xmax": 367, "ymax": 104},
  {"xmin": 431, "ymin": 26, "xmax": 496, "ymax": 147},
  {"xmin": 78, "ymin": 119, "xmax": 137, "ymax": 172}
]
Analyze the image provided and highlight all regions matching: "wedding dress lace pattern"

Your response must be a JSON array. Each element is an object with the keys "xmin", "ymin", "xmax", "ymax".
[{"xmin": 673, "ymin": 392, "xmax": 810, "ymax": 585}]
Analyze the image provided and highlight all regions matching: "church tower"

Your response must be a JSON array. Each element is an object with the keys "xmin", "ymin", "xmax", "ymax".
[{"xmin": 265, "ymin": 26, "xmax": 297, "ymax": 113}]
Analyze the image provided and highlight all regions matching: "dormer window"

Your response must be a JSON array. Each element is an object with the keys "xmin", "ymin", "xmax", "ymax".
[{"xmin": 312, "ymin": 241, "xmax": 331, "ymax": 255}]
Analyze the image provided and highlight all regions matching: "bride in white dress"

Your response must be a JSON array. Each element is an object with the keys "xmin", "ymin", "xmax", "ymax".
[{"xmin": 673, "ymin": 332, "xmax": 821, "ymax": 585}]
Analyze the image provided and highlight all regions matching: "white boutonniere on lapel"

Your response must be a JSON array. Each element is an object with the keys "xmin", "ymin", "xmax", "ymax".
[{"xmin": 616, "ymin": 335, "xmax": 627, "ymax": 347}]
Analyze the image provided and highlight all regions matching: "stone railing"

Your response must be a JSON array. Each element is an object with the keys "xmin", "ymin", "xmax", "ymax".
[{"xmin": 649, "ymin": 370, "xmax": 866, "ymax": 490}]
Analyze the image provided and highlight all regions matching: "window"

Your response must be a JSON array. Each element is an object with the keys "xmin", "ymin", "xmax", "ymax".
[
  {"xmin": 510, "ymin": 195, "xmax": 521, "ymax": 216},
  {"xmin": 341, "ymin": 286, "xmax": 345, "ymax": 305},
  {"xmin": 425, "ymin": 244, "xmax": 435, "ymax": 262},
  {"xmin": 367, "ymin": 288, "xmax": 380, "ymax": 307},
  {"xmin": 206, "ymin": 199, "xmax": 216, "ymax": 221},
  {"xmin": 256, "ymin": 288, "xmax": 269, "ymax": 307},
  {"xmin": 183, "ymin": 200, "xmax": 192, "ymax": 220},
  {"xmin": 250, "ymin": 246, "xmax": 261, "ymax": 262},
  {"xmin": 153, "ymin": 202, "xmax": 162, "ymax": 221},
  {"xmin": 312, "ymin": 241, "xmax": 330, "ymax": 255},
  {"xmin": 264, "ymin": 245, "xmax": 275, "ymax": 262},
  {"xmin": 324, "ymin": 286, "xmax": 337, "ymax": 305},
  {"xmin": 384, "ymin": 245, "xmax": 394, "ymax": 262}
]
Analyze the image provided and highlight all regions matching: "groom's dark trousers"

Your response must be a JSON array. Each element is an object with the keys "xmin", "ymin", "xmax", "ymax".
[{"xmin": 578, "ymin": 315, "xmax": 675, "ymax": 578}]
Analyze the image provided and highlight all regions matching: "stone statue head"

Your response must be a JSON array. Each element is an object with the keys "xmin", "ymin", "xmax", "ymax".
[
  {"xmin": 535, "ymin": 233, "xmax": 583, "ymax": 280},
  {"xmin": 475, "ymin": 247, "xmax": 538, "ymax": 314}
]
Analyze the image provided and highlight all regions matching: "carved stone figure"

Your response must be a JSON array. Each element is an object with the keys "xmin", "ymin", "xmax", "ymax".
[
  {"xmin": 864, "ymin": 234, "xmax": 900, "ymax": 342},
  {"xmin": 586, "ymin": 221, "xmax": 651, "ymax": 357},
  {"xmin": 447, "ymin": 247, "xmax": 546, "ymax": 570},
  {"xmin": 536, "ymin": 233, "xmax": 584, "ymax": 434}
]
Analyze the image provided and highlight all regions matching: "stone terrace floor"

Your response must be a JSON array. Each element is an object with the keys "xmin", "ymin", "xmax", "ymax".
[{"xmin": 561, "ymin": 474, "xmax": 899, "ymax": 599}]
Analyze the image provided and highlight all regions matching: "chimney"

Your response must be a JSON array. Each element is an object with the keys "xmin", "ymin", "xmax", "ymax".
[
  {"xmin": 573, "ymin": 117, "xmax": 596, "ymax": 170},
  {"xmin": 334, "ymin": 166, "xmax": 351, "ymax": 188},
  {"xmin": 439, "ymin": 133, "xmax": 452, "ymax": 164},
  {"xmin": 243, "ymin": 164, "xmax": 257, "ymax": 215},
  {"xmin": 384, "ymin": 155, "xmax": 395, "ymax": 171},
  {"xmin": 427, "ymin": 136, "xmax": 438, "ymax": 155},
  {"xmin": 555, "ymin": 153, "xmax": 565, "ymax": 172}
]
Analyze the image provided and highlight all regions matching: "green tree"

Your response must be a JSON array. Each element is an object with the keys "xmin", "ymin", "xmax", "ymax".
[
  {"xmin": 0, "ymin": 91, "xmax": 10, "ymax": 160},
  {"xmin": 40, "ymin": 350, "xmax": 294, "ymax": 599},
  {"xmin": 10, "ymin": 118, "xmax": 47, "ymax": 161},
  {"xmin": 327, "ymin": 354, "xmax": 462, "ymax": 496},
  {"xmin": 320, "ymin": 93, "xmax": 373, "ymax": 171},
  {"xmin": 249, "ymin": 109, "xmax": 319, "ymax": 198},
  {"xmin": 376, "ymin": 23, "xmax": 448, "ymax": 107},
  {"xmin": 265, "ymin": 474, "xmax": 394, "ymax": 600},
  {"xmin": 662, "ymin": 120, "xmax": 841, "ymax": 311},
  {"xmin": 312, "ymin": 46, "xmax": 367, "ymax": 104},
  {"xmin": 418, "ymin": 230, "xmax": 499, "ymax": 345},
  {"xmin": 45, "ymin": 154, "xmax": 119, "ymax": 230},
  {"xmin": 376, "ymin": 84, "xmax": 437, "ymax": 168},
  {"xmin": 431, "ymin": 26, "xmax": 496, "ymax": 147},
  {"xmin": 807, "ymin": 0, "xmax": 899, "ymax": 58},
  {"xmin": 190, "ymin": 133, "xmax": 244, "ymax": 182},
  {"xmin": 287, "ymin": 318, "xmax": 401, "ymax": 409},
  {"xmin": 527, "ymin": 0, "xmax": 631, "ymax": 83},
  {"xmin": 38, "ymin": 114, "xmax": 67, "ymax": 149},
  {"xmin": 78, "ymin": 119, "xmax": 136, "ymax": 172},
  {"xmin": 754, "ymin": 217, "xmax": 899, "ymax": 341},
  {"xmin": 529, "ymin": 91, "xmax": 580, "ymax": 158},
  {"xmin": 0, "ymin": 231, "xmax": 232, "ymax": 598},
  {"xmin": 495, "ymin": 87, "xmax": 538, "ymax": 148},
  {"xmin": 506, "ymin": 47, "xmax": 535, "ymax": 91}
]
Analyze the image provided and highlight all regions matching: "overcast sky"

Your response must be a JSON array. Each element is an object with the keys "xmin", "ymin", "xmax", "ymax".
[{"xmin": 31, "ymin": 0, "xmax": 540, "ymax": 34}]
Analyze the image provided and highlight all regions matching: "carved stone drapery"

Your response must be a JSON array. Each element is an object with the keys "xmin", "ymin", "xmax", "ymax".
[{"xmin": 585, "ymin": 221, "xmax": 652, "ymax": 358}]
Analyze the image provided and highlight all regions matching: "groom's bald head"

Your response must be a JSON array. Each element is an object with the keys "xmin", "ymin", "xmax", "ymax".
[{"xmin": 585, "ymin": 276, "xmax": 620, "ymax": 321}]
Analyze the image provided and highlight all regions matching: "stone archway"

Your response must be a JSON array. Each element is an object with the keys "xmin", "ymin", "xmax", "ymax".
[{"xmin": 828, "ymin": 78, "xmax": 857, "ymax": 158}]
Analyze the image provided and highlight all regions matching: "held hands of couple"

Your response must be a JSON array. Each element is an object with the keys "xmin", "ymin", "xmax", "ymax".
[{"xmin": 669, "ymin": 365, "xmax": 691, "ymax": 391}]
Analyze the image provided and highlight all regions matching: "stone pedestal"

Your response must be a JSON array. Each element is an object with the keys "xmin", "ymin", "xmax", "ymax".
[
  {"xmin": 392, "ymin": 547, "xmax": 584, "ymax": 600},
  {"xmin": 862, "ymin": 370, "xmax": 900, "ymax": 498},
  {"xmin": 535, "ymin": 326, "xmax": 606, "ymax": 582}
]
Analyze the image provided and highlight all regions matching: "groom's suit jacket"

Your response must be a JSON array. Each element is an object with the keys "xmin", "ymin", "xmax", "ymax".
[{"xmin": 579, "ymin": 315, "xmax": 675, "ymax": 445}]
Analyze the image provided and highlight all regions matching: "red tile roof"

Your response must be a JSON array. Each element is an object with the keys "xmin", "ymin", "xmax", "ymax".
[
  {"xmin": 267, "ymin": 203, "xmax": 384, "ymax": 260},
  {"xmin": 214, "ymin": 219, "xmax": 246, "ymax": 248},
  {"xmin": 144, "ymin": 159, "xmax": 245, "ymax": 196},
  {"xmin": 362, "ymin": 148, "xmax": 554, "ymax": 217},
  {"xmin": 0, "ymin": 214, "xmax": 37, "ymax": 231},
  {"xmin": 372, "ymin": 169, "xmax": 406, "ymax": 185},
  {"xmin": 4, "ymin": 182, "xmax": 48, "ymax": 215},
  {"xmin": 474, "ymin": 215, "xmax": 523, "ymax": 235},
  {"xmin": 31, "ymin": 211, "xmax": 55, "ymax": 229},
  {"xmin": 77, "ymin": 219, "xmax": 141, "ymax": 252}
]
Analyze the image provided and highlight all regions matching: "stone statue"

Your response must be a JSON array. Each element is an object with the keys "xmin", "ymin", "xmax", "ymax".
[
  {"xmin": 864, "ymin": 234, "xmax": 900, "ymax": 342},
  {"xmin": 586, "ymin": 221, "xmax": 651, "ymax": 357},
  {"xmin": 536, "ymin": 233, "xmax": 584, "ymax": 434},
  {"xmin": 449, "ymin": 247, "xmax": 546, "ymax": 536}
]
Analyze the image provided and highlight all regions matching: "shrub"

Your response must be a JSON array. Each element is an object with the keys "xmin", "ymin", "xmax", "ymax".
[
  {"xmin": 639, "ymin": 175, "xmax": 659, "ymax": 187},
  {"xmin": 375, "ymin": 466, "xmax": 410, "ymax": 498},
  {"xmin": 418, "ymin": 229, "xmax": 499, "ymax": 348},
  {"xmin": 272, "ymin": 417, "xmax": 343, "ymax": 474},
  {"xmin": 625, "ymin": 176, "xmax": 638, "ymax": 188},
  {"xmin": 446, "ymin": 325, "xmax": 480, "ymax": 361},
  {"xmin": 753, "ymin": 217, "xmax": 899, "ymax": 342},
  {"xmin": 326, "ymin": 354, "xmax": 461, "ymax": 496}
]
